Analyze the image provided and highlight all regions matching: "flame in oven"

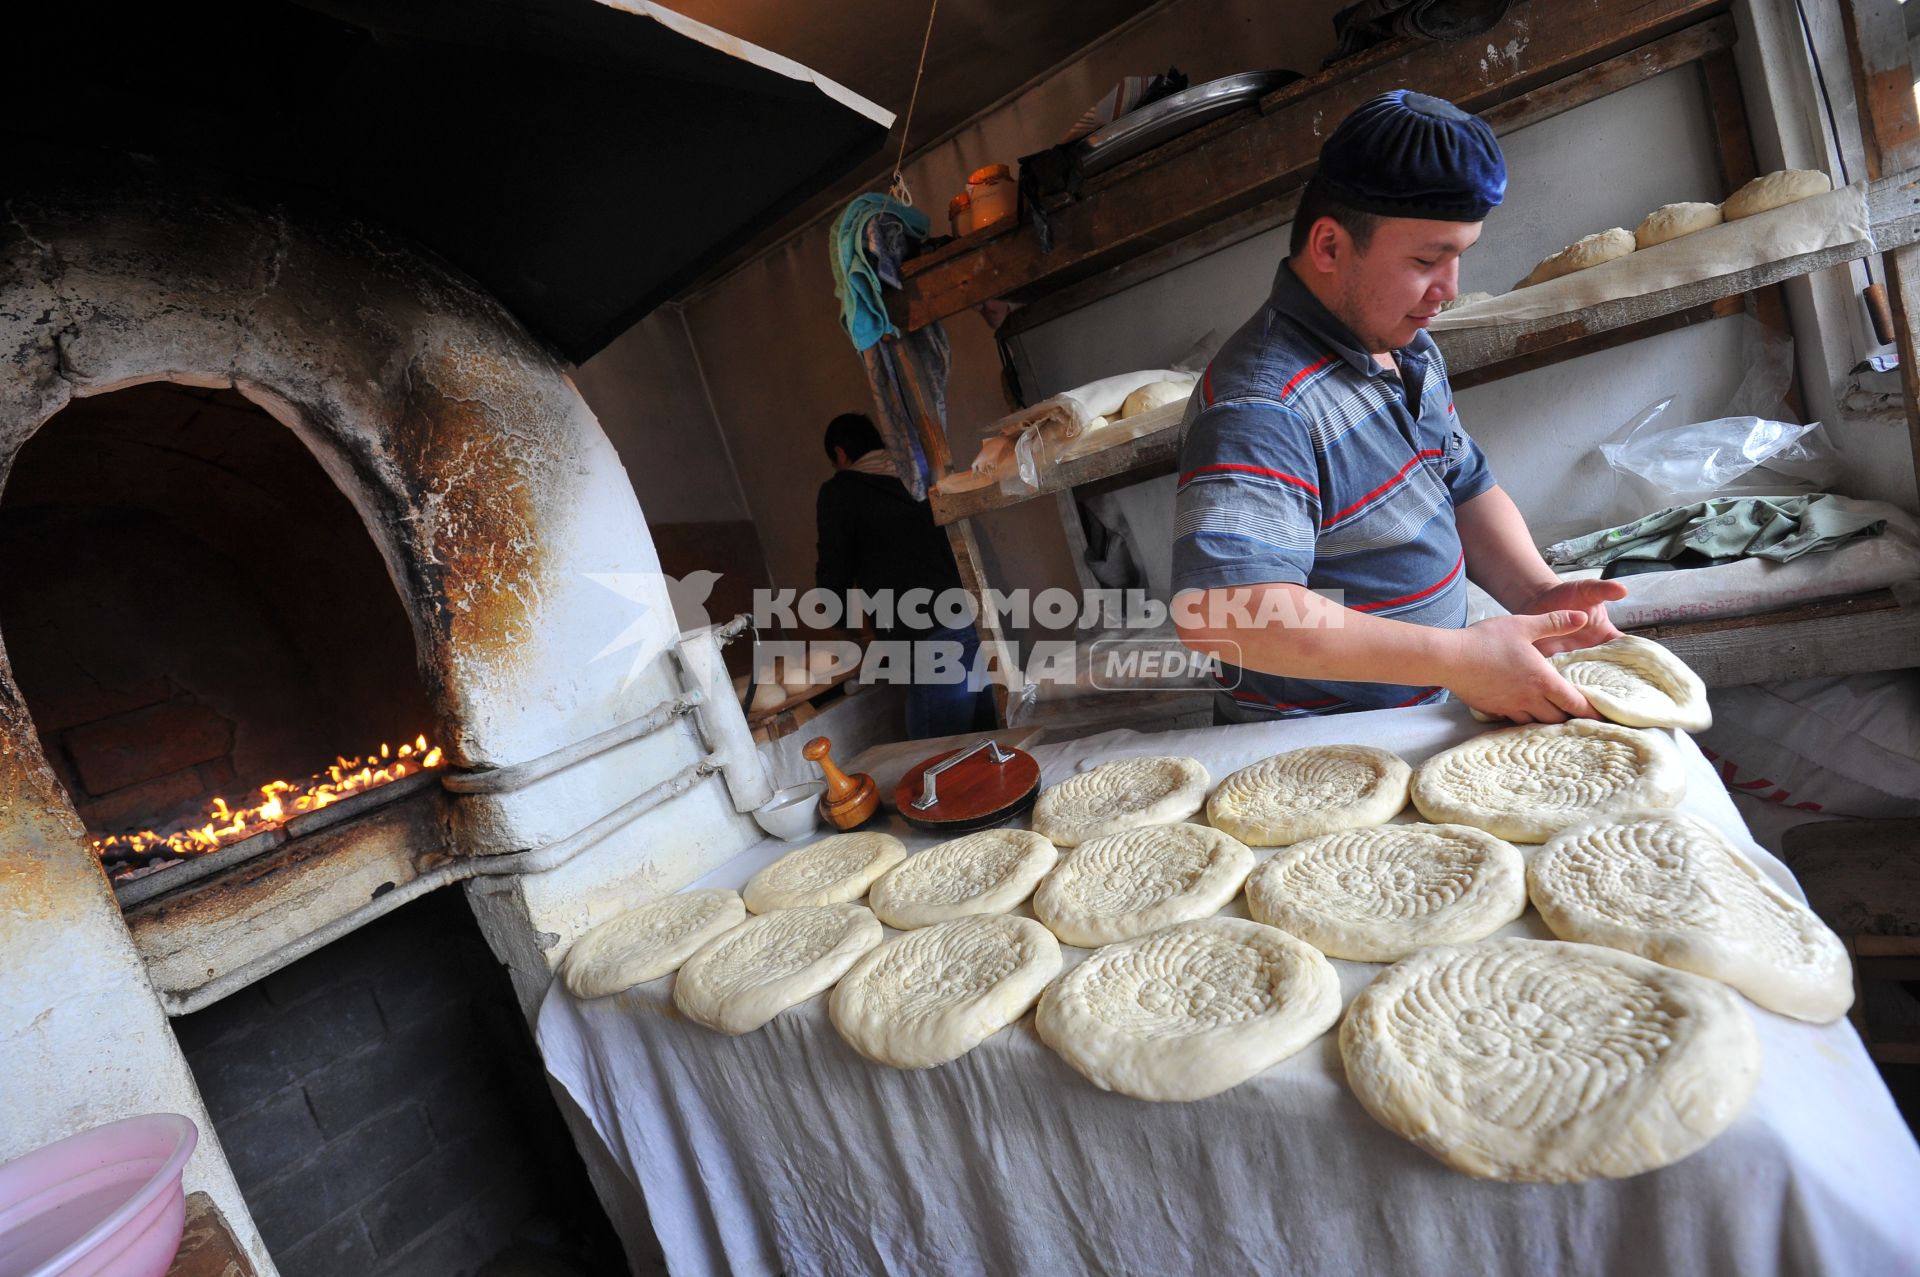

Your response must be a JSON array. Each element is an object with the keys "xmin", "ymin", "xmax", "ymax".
[{"xmin": 94, "ymin": 735, "xmax": 444, "ymax": 867}]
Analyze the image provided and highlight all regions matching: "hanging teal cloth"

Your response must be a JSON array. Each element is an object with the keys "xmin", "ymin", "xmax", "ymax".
[{"xmin": 830, "ymin": 193, "xmax": 929, "ymax": 352}]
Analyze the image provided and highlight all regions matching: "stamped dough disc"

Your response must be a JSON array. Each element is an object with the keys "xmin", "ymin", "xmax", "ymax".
[
  {"xmin": 1245, "ymin": 823, "xmax": 1527, "ymax": 961},
  {"xmin": 1722, "ymin": 168, "xmax": 1831, "ymax": 221},
  {"xmin": 1634, "ymin": 201, "xmax": 1722, "ymax": 249},
  {"xmin": 1530, "ymin": 810, "xmax": 1852, "ymax": 1022},
  {"xmin": 1410, "ymin": 720, "xmax": 1685, "ymax": 843},
  {"xmin": 1033, "ymin": 822, "xmax": 1254, "ymax": 947},
  {"xmin": 1031, "ymin": 755, "xmax": 1209, "ymax": 847},
  {"xmin": 829, "ymin": 914, "xmax": 1062, "ymax": 1068},
  {"xmin": 1549, "ymin": 635, "xmax": 1711, "ymax": 732},
  {"xmin": 742, "ymin": 831, "xmax": 906, "ymax": 913},
  {"xmin": 563, "ymin": 888, "xmax": 746, "ymax": 999},
  {"xmin": 1206, "ymin": 744, "xmax": 1412, "ymax": 847},
  {"xmin": 1036, "ymin": 918, "xmax": 1341, "ymax": 1101},
  {"xmin": 1516, "ymin": 227, "xmax": 1635, "ymax": 289},
  {"xmin": 867, "ymin": 829, "xmax": 1059, "ymax": 929},
  {"xmin": 672, "ymin": 903, "xmax": 883, "ymax": 1035},
  {"xmin": 1340, "ymin": 938, "xmax": 1760, "ymax": 1181}
]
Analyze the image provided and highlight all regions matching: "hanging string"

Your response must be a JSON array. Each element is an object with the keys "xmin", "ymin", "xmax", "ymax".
[{"xmin": 888, "ymin": 0, "xmax": 940, "ymax": 206}]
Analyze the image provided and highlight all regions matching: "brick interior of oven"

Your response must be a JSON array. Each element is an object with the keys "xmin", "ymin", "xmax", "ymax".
[{"xmin": 0, "ymin": 381, "xmax": 436, "ymax": 860}]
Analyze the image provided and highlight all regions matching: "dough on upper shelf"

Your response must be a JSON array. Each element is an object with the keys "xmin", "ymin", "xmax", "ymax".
[
  {"xmin": 562, "ymin": 888, "xmax": 746, "ymax": 999},
  {"xmin": 1549, "ymin": 635, "xmax": 1711, "ymax": 732},
  {"xmin": 867, "ymin": 828, "xmax": 1058, "ymax": 929},
  {"xmin": 1206, "ymin": 744, "xmax": 1411, "ymax": 847},
  {"xmin": 829, "ymin": 914, "xmax": 1061, "ymax": 1068},
  {"xmin": 1440, "ymin": 291, "xmax": 1495, "ymax": 311},
  {"xmin": 1244, "ymin": 823, "xmax": 1527, "ymax": 962},
  {"xmin": 1410, "ymin": 720, "xmax": 1685, "ymax": 843},
  {"xmin": 1634, "ymin": 201, "xmax": 1723, "ymax": 249},
  {"xmin": 1031, "ymin": 755, "xmax": 1209, "ymax": 847},
  {"xmin": 1340, "ymin": 938, "xmax": 1760, "ymax": 1182},
  {"xmin": 1529, "ymin": 809, "xmax": 1853, "ymax": 1023},
  {"xmin": 742, "ymin": 831, "xmax": 906, "ymax": 913},
  {"xmin": 672, "ymin": 903, "xmax": 883, "ymax": 1035},
  {"xmin": 1516, "ymin": 227, "xmax": 1636, "ymax": 290},
  {"xmin": 1119, "ymin": 379, "xmax": 1195, "ymax": 418},
  {"xmin": 1037, "ymin": 918, "xmax": 1341, "ymax": 1101},
  {"xmin": 1032, "ymin": 822, "xmax": 1254, "ymax": 947},
  {"xmin": 1722, "ymin": 169, "xmax": 1831, "ymax": 221}
]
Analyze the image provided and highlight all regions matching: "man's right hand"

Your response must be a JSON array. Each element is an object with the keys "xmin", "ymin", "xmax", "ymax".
[{"xmin": 1442, "ymin": 611, "xmax": 1600, "ymax": 724}]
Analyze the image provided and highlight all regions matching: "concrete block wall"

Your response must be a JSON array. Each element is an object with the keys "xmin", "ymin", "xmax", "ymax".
[{"xmin": 172, "ymin": 888, "xmax": 622, "ymax": 1277}]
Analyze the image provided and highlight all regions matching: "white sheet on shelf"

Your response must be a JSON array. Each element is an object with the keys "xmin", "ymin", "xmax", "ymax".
[{"xmin": 536, "ymin": 704, "xmax": 1920, "ymax": 1277}]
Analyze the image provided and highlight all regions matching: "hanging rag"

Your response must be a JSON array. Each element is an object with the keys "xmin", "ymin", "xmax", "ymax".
[
  {"xmin": 830, "ymin": 193, "xmax": 929, "ymax": 352},
  {"xmin": 1543, "ymin": 494, "xmax": 1888, "ymax": 569},
  {"xmin": 1328, "ymin": 0, "xmax": 1514, "ymax": 64},
  {"xmin": 857, "ymin": 326, "xmax": 949, "ymax": 502}
]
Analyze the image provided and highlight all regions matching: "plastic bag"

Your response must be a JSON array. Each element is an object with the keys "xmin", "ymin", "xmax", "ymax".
[{"xmin": 1597, "ymin": 398, "xmax": 1839, "ymax": 504}]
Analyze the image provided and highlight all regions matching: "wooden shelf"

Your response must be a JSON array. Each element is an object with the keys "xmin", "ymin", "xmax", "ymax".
[
  {"xmin": 929, "ymin": 422, "xmax": 1182, "ymax": 525},
  {"xmin": 1626, "ymin": 589, "xmax": 1920, "ymax": 686}
]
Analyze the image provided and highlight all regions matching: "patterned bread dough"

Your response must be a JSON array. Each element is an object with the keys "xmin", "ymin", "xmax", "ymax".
[
  {"xmin": 1206, "ymin": 744, "xmax": 1411, "ymax": 847},
  {"xmin": 1341, "ymin": 938, "xmax": 1760, "ymax": 1181},
  {"xmin": 1516, "ymin": 227, "xmax": 1635, "ymax": 289},
  {"xmin": 829, "ymin": 914, "xmax": 1062, "ymax": 1068},
  {"xmin": 867, "ymin": 829, "xmax": 1059, "ymax": 929},
  {"xmin": 1530, "ymin": 810, "xmax": 1852, "ymax": 1023},
  {"xmin": 562, "ymin": 889, "xmax": 746, "ymax": 999},
  {"xmin": 1244, "ymin": 823, "xmax": 1527, "ymax": 961},
  {"xmin": 1410, "ymin": 720, "xmax": 1685, "ymax": 843},
  {"xmin": 1033, "ymin": 823, "xmax": 1254, "ymax": 947},
  {"xmin": 1036, "ymin": 918, "xmax": 1341, "ymax": 1101},
  {"xmin": 1634, "ymin": 201, "xmax": 1722, "ymax": 249},
  {"xmin": 742, "ymin": 831, "xmax": 906, "ymax": 913},
  {"xmin": 1549, "ymin": 635, "xmax": 1711, "ymax": 732},
  {"xmin": 672, "ymin": 904, "xmax": 883, "ymax": 1035},
  {"xmin": 1722, "ymin": 168, "xmax": 1831, "ymax": 221},
  {"xmin": 1031, "ymin": 755, "xmax": 1209, "ymax": 847}
]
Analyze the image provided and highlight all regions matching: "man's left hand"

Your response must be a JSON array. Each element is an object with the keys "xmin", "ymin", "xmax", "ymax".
[{"xmin": 1513, "ymin": 578, "xmax": 1627, "ymax": 655}]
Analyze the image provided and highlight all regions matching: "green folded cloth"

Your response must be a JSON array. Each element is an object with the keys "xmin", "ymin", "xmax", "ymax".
[{"xmin": 1544, "ymin": 494, "xmax": 1887, "ymax": 569}]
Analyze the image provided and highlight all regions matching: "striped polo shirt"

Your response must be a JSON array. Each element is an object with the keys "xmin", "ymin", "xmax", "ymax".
[{"xmin": 1172, "ymin": 259, "xmax": 1495, "ymax": 720}]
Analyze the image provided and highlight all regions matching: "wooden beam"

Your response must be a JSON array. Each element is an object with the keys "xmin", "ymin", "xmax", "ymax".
[
  {"xmin": 994, "ymin": 14, "xmax": 1737, "ymax": 348},
  {"xmin": 944, "ymin": 520, "xmax": 1019, "ymax": 725},
  {"xmin": 1839, "ymin": 0, "xmax": 1920, "ymax": 500},
  {"xmin": 902, "ymin": 0, "xmax": 1732, "ymax": 330},
  {"xmin": 930, "ymin": 424, "xmax": 1182, "ymax": 526},
  {"xmin": 1627, "ymin": 590, "xmax": 1920, "ymax": 686},
  {"xmin": 1448, "ymin": 295, "xmax": 1745, "ymax": 390}
]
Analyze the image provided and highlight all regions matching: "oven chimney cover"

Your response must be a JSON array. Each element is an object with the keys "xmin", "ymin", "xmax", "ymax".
[{"xmin": 4, "ymin": 0, "xmax": 893, "ymax": 363}]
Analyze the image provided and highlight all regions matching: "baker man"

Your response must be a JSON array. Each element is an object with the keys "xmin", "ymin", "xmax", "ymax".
[{"xmin": 1173, "ymin": 89, "xmax": 1625, "ymax": 725}]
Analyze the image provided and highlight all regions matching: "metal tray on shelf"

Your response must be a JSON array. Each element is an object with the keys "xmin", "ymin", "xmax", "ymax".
[{"xmin": 1074, "ymin": 71, "xmax": 1300, "ymax": 176}]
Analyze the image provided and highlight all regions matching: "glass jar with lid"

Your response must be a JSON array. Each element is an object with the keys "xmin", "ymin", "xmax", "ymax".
[{"xmin": 966, "ymin": 164, "xmax": 1017, "ymax": 230}]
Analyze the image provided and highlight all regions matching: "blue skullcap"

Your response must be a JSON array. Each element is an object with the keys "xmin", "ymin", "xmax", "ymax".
[{"xmin": 1318, "ymin": 90, "xmax": 1506, "ymax": 221}]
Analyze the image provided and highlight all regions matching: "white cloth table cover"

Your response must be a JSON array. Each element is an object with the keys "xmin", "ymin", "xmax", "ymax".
[{"xmin": 536, "ymin": 705, "xmax": 1920, "ymax": 1277}]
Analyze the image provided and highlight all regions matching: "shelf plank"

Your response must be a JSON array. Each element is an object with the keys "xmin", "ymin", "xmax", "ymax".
[
  {"xmin": 929, "ymin": 424, "xmax": 1181, "ymax": 526},
  {"xmin": 900, "ymin": 0, "xmax": 1731, "ymax": 331},
  {"xmin": 1626, "ymin": 590, "xmax": 1920, "ymax": 687}
]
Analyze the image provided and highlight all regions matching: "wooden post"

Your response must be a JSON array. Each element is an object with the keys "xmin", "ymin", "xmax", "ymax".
[
  {"xmin": 946, "ymin": 519, "xmax": 1019, "ymax": 726},
  {"xmin": 1839, "ymin": 0, "xmax": 1920, "ymax": 496}
]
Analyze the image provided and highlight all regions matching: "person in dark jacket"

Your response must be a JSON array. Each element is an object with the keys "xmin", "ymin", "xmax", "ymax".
[{"xmin": 815, "ymin": 413, "xmax": 994, "ymax": 739}]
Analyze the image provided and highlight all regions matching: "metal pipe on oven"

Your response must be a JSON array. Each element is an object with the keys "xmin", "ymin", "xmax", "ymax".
[
  {"xmin": 440, "ymin": 691, "xmax": 706, "ymax": 795},
  {"xmin": 674, "ymin": 618, "xmax": 773, "ymax": 815},
  {"xmin": 159, "ymin": 756, "xmax": 722, "ymax": 1016}
]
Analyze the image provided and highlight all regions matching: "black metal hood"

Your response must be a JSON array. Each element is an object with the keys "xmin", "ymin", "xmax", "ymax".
[{"xmin": 5, "ymin": 0, "xmax": 892, "ymax": 362}]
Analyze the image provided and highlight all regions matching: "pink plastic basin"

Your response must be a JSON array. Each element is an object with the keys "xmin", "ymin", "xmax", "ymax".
[{"xmin": 0, "ymin": 1114, "xmax": 198, "ymax": 1277}]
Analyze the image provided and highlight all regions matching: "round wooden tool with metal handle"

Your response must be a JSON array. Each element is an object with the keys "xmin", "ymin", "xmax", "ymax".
[{"xmin": 893, "ymin": 738, "xmax": 1042, "ymax": 834}]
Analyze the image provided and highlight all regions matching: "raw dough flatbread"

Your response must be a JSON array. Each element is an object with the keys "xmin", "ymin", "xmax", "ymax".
[
  {"xmin": 1529, "ymin": 810, "xmax": 1852, "ymax": 1023},
  {"xmin": 1440, "ymin": 291, "xmax": 1495, "ymax": 311},
  {"xmin": 829, "ymin": 914, "xmax": 1061, "ymax": 1068},
  {"xmin": 867, "ymin": 829, "xmax": 1059, "ymax": 929},
  {"xmin": 562, "ymin": 889, "xmax": 746, "ymax": 999},
  {"xmin": 1244, "ymin": 823, "xmax": 1526, "ymax": 961},
  {"xmin": 1206, "ymin": 744, "xmax": 1411, "ymax": 847},
  {"xmin": 1033, "ymin": 823, "xmax": 1254, "ymax": 947},
  {"xmin": 1119, "ymin": 379, "xmax": 1194, "ymax": 418},
  {"xmin": 1516, "ymin": 227, "xmax": 1635, "ymax": 289},
  {"xmin": 1722, "ymin": 169, "xmax": 1831, "ymax": 221},
  {"xmin": 1549, "ymin": 635, "xmax": 1711, "ymax": 732},
  {"xmin": 1410, "ymin": 720, "xmax": 1685, "ymax": 843},
  {"xmin": 742, "ymin": 832, "xmax": 906, "ymax": 913},
  {"xmin": 1036, "ymin": 918, "xmax": 1341, "ymax": 1101},
  {"xmin": 1634, "ymin": 201, "xmax": 1722, "ymax": 249},
  {"xmin": 672, "ymin": 903, "xmax": 883, "ymax": 1035},
  {"xmin": 1341, "ymin": 938, "xmax": 1760, "ymax": 1182},
  {"xmin": 1031, "ymin": 755, "xmax": 1209, "ymax": 847}
]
